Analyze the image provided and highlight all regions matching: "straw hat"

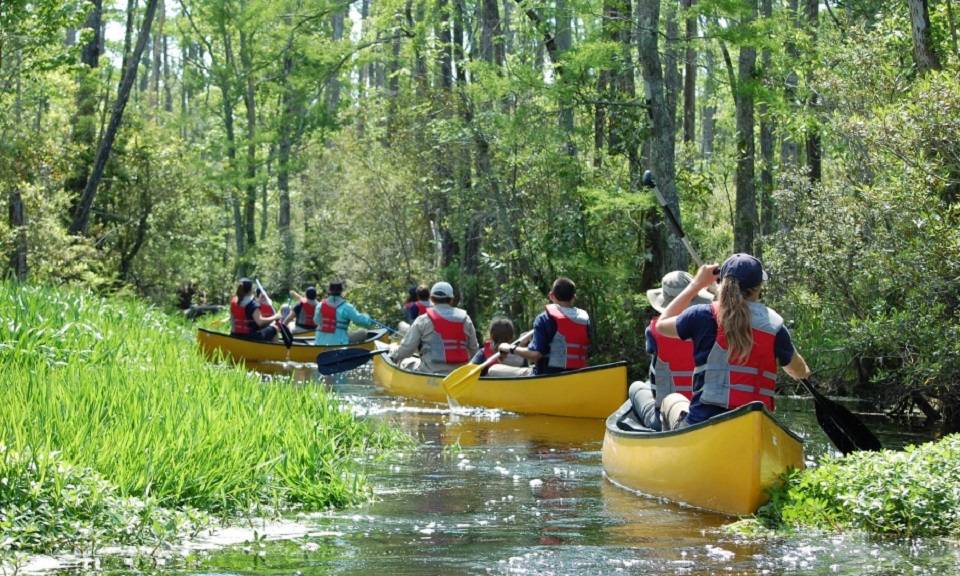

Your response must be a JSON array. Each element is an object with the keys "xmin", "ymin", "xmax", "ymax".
[{"xmin": 646, "ymin": 271, "xmax": 714, "ymax": 313}]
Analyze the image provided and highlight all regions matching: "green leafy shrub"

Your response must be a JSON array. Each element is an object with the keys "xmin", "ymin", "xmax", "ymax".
[
  {"xmin": 0, "ymin": 447, "xmax": 209, "ymax": 555},
  {"xmin": 767, "ymin": 66, "xmax": 960, "ymax": 429},
  {"xmin": 759, "ymin": 435, "xmax": 960, "ymax": 537}
]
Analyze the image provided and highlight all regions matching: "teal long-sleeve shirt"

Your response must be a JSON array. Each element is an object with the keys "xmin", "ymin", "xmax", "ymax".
[{"xmin": 313, "ymin": 296, "xmax": 373, "ymax": 345}]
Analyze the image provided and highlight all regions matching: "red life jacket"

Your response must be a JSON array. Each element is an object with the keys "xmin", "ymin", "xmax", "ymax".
[
  {"xmin": 695, "ymin": 302, "xmax": 781, "ymax": 411},
  {"xmin": 425, "ymin": 307, "xmax": 469, "ymax": 364},
  {"xmin": 319, "ymin": 298, "xmax": 345, "ymax": 333},
  {"xmin": 405, "ymin": 301, "xmax": 420, "ymax": 320},
  {"xmin": 545, "ymin": 304, "xmax": 589, "ymax": 369},
  {"xmin": 649, "ymin": 317, "xmax": 696, "ymax": 406},
  {"xmin": 482, "ymin": 341, "xmax": 501, "ymax": 366},
  {"xmin": 230, "ymin": 296, "xmax": 257, "ymax": 335},
  {"xmin": 296, "ymin": 298, "xmax": 318, "ymax": 329},
  {"xmin": 260, "ymin": 302, "xmax": 276, "ymax": 317}
]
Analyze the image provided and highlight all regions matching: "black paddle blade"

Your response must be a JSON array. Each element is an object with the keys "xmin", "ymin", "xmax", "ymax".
[
  {"xmin": 814, "ymin": 400, "xmax": 883, "ymax": 455},
  {"xmin": 801, "ymin": 379, "xmax": 883, "ymax": 455},
  {"xmin": 278, "ymin": 324, "xmax": 294, "ymax": 348},
  {"xmin": 315, "ymin": 348, "xmax": 385, "ymax": 375}
]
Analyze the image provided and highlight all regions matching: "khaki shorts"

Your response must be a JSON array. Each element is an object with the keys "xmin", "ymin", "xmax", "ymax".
[
  {"xmin": 660, "ymin": 393, "xmax": 690, "ymax": 431},
  {"xmin": 348, "ymin": 329, "xmax": 368, "ymax": 344},
  {"xmin": 486, "ymin": 364, "xmax": 532, "ymax": 377}
]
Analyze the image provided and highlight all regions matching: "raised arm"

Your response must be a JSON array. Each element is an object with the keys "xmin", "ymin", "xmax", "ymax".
[{"xmin": 656, "ymin": 263, "xmax": 719, "ymax": 337}]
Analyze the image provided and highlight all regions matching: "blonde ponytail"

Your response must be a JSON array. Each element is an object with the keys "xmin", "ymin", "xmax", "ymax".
[{"xmin": 717, "ymin": 277, "xmax": 753, "ymax": 362}]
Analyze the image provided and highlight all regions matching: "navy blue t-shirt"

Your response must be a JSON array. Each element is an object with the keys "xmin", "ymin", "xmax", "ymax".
[
  {"xmin": 675, "ymin": 304, "xmax": 796, "ymax": 424},
  {"xmin": 528, "ymin": 308, "xmax": 592, "ymax": 375}
]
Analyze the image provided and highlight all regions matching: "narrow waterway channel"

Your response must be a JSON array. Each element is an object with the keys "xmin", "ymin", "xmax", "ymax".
[{"xmin": 86, "ymin": 361, "xmax": 957, "ymax": 575}]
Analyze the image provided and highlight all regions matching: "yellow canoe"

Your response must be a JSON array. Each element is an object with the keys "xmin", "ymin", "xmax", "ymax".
[
  {"xmin": 602, "ymin": 400, "xmax": 804, "ymax": 516},
  {"xmin": 371, "ymin": 348, "xmax": 628, "ymax": 418},
  {"xmin": 197, "ymin": 327, "xmax": 388, "ymax": 364}
]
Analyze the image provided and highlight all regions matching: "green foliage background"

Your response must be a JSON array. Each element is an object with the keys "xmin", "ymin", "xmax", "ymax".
[{"xmin": 1, "ymin": 0, "xmax": 959, "ymax": 426}]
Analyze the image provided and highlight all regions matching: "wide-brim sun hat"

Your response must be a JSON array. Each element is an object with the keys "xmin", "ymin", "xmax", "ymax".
[{"xmin": 646, "ymin": 270, "xmax": 714, "ymax": 313}]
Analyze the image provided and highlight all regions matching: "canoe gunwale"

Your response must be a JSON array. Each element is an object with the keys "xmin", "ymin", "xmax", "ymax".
[
  {"xmin": 604, "ymin": 400, "xmax": 804, "ymax": 445},
  {"xmin": 375, "ymin": 342, "xmax": 628, "ymax": 382},
  {"xmin": 372, "ymin": 343, "xmax": 629, "ymax": 418},
  {"xmin": 198, "ymin": 327, "xmax": 389, "ymax": 349}
]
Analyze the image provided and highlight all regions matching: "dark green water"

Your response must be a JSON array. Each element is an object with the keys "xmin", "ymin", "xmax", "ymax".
[{"xmin": 57, "ymin": 362, "xmax": 959, "ymax": 575}]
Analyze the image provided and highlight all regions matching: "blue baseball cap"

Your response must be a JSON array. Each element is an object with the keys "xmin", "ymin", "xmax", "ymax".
[{"xmin": 719, "ymin": 254, "xmax": 768, "ymax": 290}]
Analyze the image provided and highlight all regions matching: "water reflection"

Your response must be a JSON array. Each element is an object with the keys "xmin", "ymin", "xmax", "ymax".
[{"xmin": 88, "ymin": 361, "xmax": 956, "ymax": 576}]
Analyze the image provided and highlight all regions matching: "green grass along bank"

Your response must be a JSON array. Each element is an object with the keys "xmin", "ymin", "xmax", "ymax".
[{"xmin": 1, "ymin": 281, "xmax": 413, "ymax": 558}]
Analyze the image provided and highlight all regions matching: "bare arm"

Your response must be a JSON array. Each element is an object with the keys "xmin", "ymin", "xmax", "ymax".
[
  {"xmin": 656, "ymin": 264, "xmax": 719, "ymax": 337},
  {"xmin": 783, "ymin": 350, "xmax": 811, "ymax": 380},
  {"xmin": 500, "ymin": 344, "xmax": 542, "ymax": 363},
  {"xmin": 253, "ymin": 308, "xmax": 281, "ymax": 326}
]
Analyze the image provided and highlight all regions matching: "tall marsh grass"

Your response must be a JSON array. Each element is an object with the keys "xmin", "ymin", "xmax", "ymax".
[{"xmin": 1, "ymin": 281, "xmax": 410, "ymax": 554}]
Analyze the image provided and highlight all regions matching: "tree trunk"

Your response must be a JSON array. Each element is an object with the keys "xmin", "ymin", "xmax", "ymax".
[
  {"xmin": 946, "ymin": 0, "xmax": 959, "ymax": 61},
  {"xmin": 733, "ymin": 35, "xmax": 758, "ymax": 254},
  {"xmin": 804, "ymin": 0, "xmax": 821, "ymax": 183},
  {"xmin": 69, "ymin": 0, "xmax": 159, "ymax": 236},
  {"xmin": 480, "ymin": 0, "xmax": 505, "ymax": 65},
  {"xmin": 555, "ymin": 0, "xmax": 576, "ymax": 156},
  {"xmin": 163, "ymin": 34, "xmax": 172, "ymax": 112},
  {"xmin": 65, "ymin": 0, "xmax": 104, "ymax": 216},
  {"xmin": 329, "ymin": 9, "xmax": 345, "ymax": 111},
  {"xmin": 758, "ymin": 0, "xmax": 774, "ymax": 258},
  {"xmin": 701, "ymin": 50, "xmax": 716, "ymax": 158},
  {"xmin": 239, "ymin": 31, "xmax": 258, "ymax": 250},
  {"xmin": 8, "ymin": 187, "xmax": 27, "ymax": 281},
  {"xmin": 638, "ymin": 0, "xmax": 684, "ymax": 275},
  {"xmin": 664, "ymin": 2, "xmax": 681, "ymax": 134},
  {"xmin": 148, "ymin": 0, "xmax": 164, "ymax": 111},
  {"xmin": 438, "ymin": 0, "xmax": 453, "ymax": 88},
  {"xmin": 908, "ymin": 0, "xmax": 942, "ymax": 73},
  {"xmin": 681, "ymin": 0, "xmax": 697, "ymax": 143}
]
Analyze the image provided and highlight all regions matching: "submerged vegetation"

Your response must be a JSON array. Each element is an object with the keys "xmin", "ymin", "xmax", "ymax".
[
  {"xmin": 757, "ymin": 436, "xmax": 960, "ymax": 538},
  {"xmin": 0, "ymin": 280, "xmax": 412, "ymax": 558}
]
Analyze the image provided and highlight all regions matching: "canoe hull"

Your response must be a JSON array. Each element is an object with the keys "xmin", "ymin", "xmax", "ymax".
[
  {"xmin": 602, "ymin": 401, "xmax": 804, "ymax": 516},
  {"xmin": 197, "ymin": 328, "xmax": 388, "ymax": 364},
  {"xmin": 372, "ymin": 349, "xmax": 627, "ymax": 418}
]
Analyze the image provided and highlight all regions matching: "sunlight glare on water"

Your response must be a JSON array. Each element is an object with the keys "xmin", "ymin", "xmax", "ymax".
[{"xmin": 41, "ymin": 362, "xmax": 959, "ymax": 576}]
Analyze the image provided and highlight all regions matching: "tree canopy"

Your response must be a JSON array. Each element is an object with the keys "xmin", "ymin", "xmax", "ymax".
[{"xmin": 2, "ymin": 0, "xmax": 959, "ymax": 428}]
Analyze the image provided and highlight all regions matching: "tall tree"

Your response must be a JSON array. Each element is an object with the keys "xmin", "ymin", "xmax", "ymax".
[
  {"xmin": 69, "ymin": 0, "xmax": 160, "ymax": 236},
  {"xmin": 681, "ymin": 0, "xmax": 697, "ymax": 144},
  {"xmin": 907, "ymin": 0, "xmax": 942, "ymax": 73},
  {"xmin": 637, "ymin": 0, "xmax": 685, "ymax": 275},
  {"xmin": 64, "ymin": 0, "xmax": 103, "ymax": 219},
  {"xmin": 803, "ymin": 0, "xmax": 821, "ymax": 182}
]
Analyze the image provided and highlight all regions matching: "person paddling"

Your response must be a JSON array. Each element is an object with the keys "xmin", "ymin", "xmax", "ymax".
[
  {"xmin": 501, "ymin": 277, "xmax": 590, "ymax": 375},
  {"xmin": 389, "ymin": 281, "xmax": 480, "ymax": 374},
  {"xmin": 654, "ymin": 254, "xmax": 811, "ymax": 430},
  {"xmin": 284, "ymin": 286, "xmax": 320, "ymax": 334},
  {"xmin": 470, "ymin": 317, "xmax": 532, "ymax": 377},
  {"xmin": 629, "ymin": 271, "xmax": 714, "ymax": 430},
  {"xmin": 229, "ymin": 278, "xmax": 282, "ymax": 342},
  {"xmin": 313, "ymin": 280, "xmax": 376, "ymax": 346}
]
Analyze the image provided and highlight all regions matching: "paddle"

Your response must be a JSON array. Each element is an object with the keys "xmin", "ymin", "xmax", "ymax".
[
  {"xmin": 442, "ymin": 330, "xmax": 534, "ymax": 399},
  {"xmin": 316, "ymin": 348, "xmax": 388, "ymax": 375},
  {"xmin": 800, "ymin": 378, "xmax": 882, "ymax": 454},
  {"xmin": 255, "ymin": 278, "xmax": 293, "ymax": 348},
  {"xmin": 641, "ymin": 171, "xmax": 882, "ymax": 455},
  {"xmin": 641, "ymin": 171, "xmax": 703, "ymax": 266},
  {"xmin": 370, "ymin": 319, "xmax": 399, "ymax": 335}
]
